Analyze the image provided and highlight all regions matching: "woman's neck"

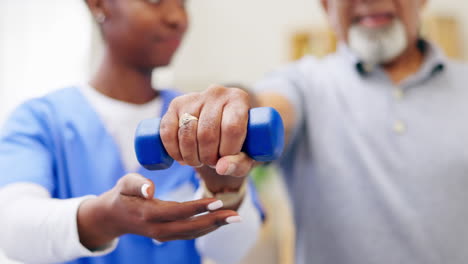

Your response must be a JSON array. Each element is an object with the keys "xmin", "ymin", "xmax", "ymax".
[{"xmin": 90, "ymin": 51, "xmax": 158, "ymax": 104}]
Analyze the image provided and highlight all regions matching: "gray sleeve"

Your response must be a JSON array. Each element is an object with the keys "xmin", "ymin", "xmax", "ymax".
[{"xmin": 253, "ymin": 63, "xmax": 306, "ymax": 151}]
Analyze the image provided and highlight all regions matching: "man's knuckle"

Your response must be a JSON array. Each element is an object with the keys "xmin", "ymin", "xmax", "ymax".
[
  {"xmin": 224, "ymin": 123, "xmax": 244, "ymax": 138},
  {"xmin": 198, "ymin": 126, "xmax": 217, "ymax": 145},
  {"xmin": 199, "ymin": 154, "xmax": 217, "ymax": 166},
  {"xmin": 169, "ymin": 98, "xmax": 182, "ymax": 108},
  {"xmin": 178, "ymin": 129, "xmax": 195, "ymax": 145},
  {"xmin": 231, "ymin": 88, "xmax": 248, "ymax": 99},
  {"xmin": 159, "ymin": 122, "xmax": 172, "ymax": 139}
]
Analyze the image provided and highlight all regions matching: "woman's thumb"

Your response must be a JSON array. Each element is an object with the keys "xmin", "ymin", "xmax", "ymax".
[{"xmin": 117, "ymin": 173, "xmax": 155, "ymax": 199}]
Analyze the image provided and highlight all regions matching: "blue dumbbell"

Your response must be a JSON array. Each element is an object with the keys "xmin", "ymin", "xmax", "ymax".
[{"xmin": 135, "ymin": 107, "xmax": 285, "ymax": 170}]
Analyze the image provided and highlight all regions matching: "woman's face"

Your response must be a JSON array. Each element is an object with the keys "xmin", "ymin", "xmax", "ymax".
[{"xmin": 97, "ymin": 0, "xmax": 188, "ymax": 70}]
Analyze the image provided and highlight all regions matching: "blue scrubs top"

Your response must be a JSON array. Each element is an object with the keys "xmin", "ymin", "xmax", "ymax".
[{"xmin": 0, "ymin": 87, "xmax": 202, "ymax": 264}]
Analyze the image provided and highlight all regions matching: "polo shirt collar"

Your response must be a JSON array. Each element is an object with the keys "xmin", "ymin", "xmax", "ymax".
[{"xmin": 337, "ymin": 39, "xmax": 447, "ymax": 83}]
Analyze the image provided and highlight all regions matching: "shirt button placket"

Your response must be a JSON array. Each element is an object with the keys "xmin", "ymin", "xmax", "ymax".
[
  {"xmin": 393, "ymin": 120, "xmax": 407, "ymax": 134},
  {"xmin": 393, "ymin": 88, "xmax": 404, "ymax": 100},
  {"xmin": 392, "ymin": 87, "xmax": 406, "ymax": 135}
]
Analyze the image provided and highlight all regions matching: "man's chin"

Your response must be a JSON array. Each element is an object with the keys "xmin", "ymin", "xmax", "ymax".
[{"xmin": 348, "ymin": 19, "xmax": 408, "ymax": 66}]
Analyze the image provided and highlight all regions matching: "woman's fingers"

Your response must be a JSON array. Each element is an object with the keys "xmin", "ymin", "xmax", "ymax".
[
  {"xmin": 140, "ymin": 198, "xmax": 225, "ymax": 222},
  {"xmin": 149, "ymin": 210, "xmax": 242, "ymax": 242}
]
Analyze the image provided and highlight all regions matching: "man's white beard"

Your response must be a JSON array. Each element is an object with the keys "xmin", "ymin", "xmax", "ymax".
[{"xmin": 348, "ymin": 19, "xmax": 408, "ymax": 66}]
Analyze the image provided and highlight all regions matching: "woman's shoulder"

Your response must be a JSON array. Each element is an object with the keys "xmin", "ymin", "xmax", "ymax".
[
  {"xmin": 17, "ymin": 86, "xmax": 81, "ymax": 110},
  {"xmin": 4, "ymin": 86, "xmax": 90, "ymax": 130},
  {"xmin": 40, "ymin": 86, "xmax": 82, "ymax": 105}
]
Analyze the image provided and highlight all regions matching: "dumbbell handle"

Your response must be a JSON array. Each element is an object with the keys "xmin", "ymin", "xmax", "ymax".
[{"xmin": 135, "ymin": 107, "xmax": 284, "ymax": 170}]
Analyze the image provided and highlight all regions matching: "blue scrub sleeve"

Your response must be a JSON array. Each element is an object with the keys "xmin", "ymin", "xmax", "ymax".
[{"xmin": 0, "ymin": 100, "xmax": 55, "ymax": 193}]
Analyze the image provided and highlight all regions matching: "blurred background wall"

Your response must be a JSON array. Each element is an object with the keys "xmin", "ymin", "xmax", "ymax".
[{"xmin": 0, "ymin": 1, "xmax": 466, "ymax": 264}]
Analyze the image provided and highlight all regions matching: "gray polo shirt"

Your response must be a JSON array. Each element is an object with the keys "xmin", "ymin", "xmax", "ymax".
[{"xmin": 255, "ymin": 41, "xmax": 468, "ymax": 264}]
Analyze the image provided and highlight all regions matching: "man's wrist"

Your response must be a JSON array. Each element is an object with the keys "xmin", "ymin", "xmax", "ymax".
[{"xmin": 201, "ymin": 179, "xmax": 248, "ymax": 209}]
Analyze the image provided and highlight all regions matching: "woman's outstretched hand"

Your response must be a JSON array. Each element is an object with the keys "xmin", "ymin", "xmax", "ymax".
[{"xmin": 77, "ymin": 173, "xmax": 241, "ymax": 250}]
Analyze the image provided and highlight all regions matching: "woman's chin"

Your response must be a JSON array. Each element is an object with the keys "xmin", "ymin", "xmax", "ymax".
[
  {"xmin": 152, "ymin": 59, "xmax": 172, "ymax": 68},
  {"xmin": 149, "ymin": 53, "xmax": 176, "ymax": 68}
]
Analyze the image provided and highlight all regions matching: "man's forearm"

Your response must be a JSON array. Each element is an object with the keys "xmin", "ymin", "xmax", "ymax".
[{"xmin": 255, "ymin": 92, "xmax": 298, "ymax": 146}]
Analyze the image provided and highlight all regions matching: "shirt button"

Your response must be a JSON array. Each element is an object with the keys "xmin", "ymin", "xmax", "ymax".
[
  {"xmin": 393, "ymin": 121, "xmax": 406, "ymax": 134},
  {"xmin": 393, "ymin": 88, "xmax": 404, "ymax": 99}
]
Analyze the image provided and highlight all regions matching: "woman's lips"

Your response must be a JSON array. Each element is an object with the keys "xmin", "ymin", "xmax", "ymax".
[
  {"xmin": 157, "ymin": 37, "xmax": 182, "ymax": 49},
  {"xmin": 356, "ymin": 13, "xmax": 394, "ymax": 28}
]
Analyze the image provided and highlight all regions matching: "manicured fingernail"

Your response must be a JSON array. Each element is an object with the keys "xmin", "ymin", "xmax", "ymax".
[
  {"xmin": 209, "ymin": 165, "xmax": 216, "ymax": 169},
  {"xmin": 224, "ymin": 163, "xmax": 236, "ymax": 175},
  {"xmin": 207, "ymin": 200, "xmax": 223, "ymax": 211},
  {"xmin": 141, "ymin": 183, "xmax": 150, "ymax": 198},
  {"xmin": 194, "ymin": 164, "xmax": 204, "ymax": 168},
  {"xmin": 226, "ymin": 216, "xmax": 242, "ymax": 224},
  {"xmin": 152, "ymin": 239, "xmax": 163, "ymax": 246}
]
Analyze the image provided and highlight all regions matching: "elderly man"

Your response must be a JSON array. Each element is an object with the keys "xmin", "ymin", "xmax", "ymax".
[{"xmin": 159, "ymin": 0, "xmax": 468, "ymax": 263}]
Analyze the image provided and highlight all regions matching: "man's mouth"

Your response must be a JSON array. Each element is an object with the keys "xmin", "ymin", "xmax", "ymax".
[{"xmin": 355, "ymin": 13, "xmax": 395, "ymax": 28}]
